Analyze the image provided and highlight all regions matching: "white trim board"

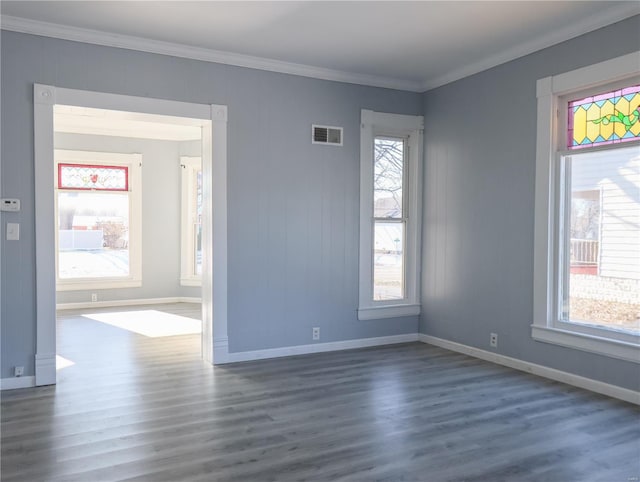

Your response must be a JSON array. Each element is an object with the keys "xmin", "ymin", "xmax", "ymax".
[
  {"xmin": 4, "ymin": 333, "xmax": 637, "ymax": 404},
  {"xmin": 358, "ymin": 110, "xmax": 423, "ymax": 320},
  {"xmin": 0, "ymin": 16, "xmax": 422, "ymax": 93},
  {"xmin": 218, "ymin": 334, "xmax": 420, "ymax": 364},
  {"xmin": 56, "ymin": 297, "xmax": 202, "ymax": 311},
  {"xmin": 532, "ymin": 51, "xmax": 640, "ymax": 362},
  {"xmin": 33, "ymin": 85, "xmax": 228, "ymax": 385},
  {"xmin": 1, "ymin": 376, "xmax": 36, "ymax": 391},
  {"xmin": 419, "ymin": 334, "xmax": 640, "ymax": 406},
  {"xmin": 3, "ymin": 3, "xmax": 638, "ymax": 94},
  {"xmin": 420, "ymin": 3, "xmax": 640, "ymax": 91}
]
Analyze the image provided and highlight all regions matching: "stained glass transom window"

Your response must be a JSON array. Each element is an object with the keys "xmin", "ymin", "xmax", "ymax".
[
  {"xmin": 58, "ymin": 163, "xmax": 129, "ymax": 191},
  {"xmin": 568, "ymin": 85, "xmax": 640, "ymax": 149}
]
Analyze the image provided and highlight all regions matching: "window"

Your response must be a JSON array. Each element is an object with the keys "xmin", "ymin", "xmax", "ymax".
[
  {"xmin": 180, "ymin": 156, "xmax": 202, "ymax": 286},
  {"xmin": 533, "ymin": 52, "xmax": 640, "ymax": 362},
  {"xmin": 55, "ymin": 150, "xmax": 142, "ymax": 290},
  {"xmin": 374, "ymin": 137, "xmax": 406, "ymax": 301},
  {"xmin": 359, "ymin": 110, "xmax": 423, "ymax": 320}
]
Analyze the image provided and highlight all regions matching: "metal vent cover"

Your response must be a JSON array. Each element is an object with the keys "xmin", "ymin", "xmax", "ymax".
[{"xmin": 312, "ymin": 125, "xmax": 343, "ymax": 146}]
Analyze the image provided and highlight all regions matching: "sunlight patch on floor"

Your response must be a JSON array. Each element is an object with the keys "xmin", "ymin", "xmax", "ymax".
[
  {"xmin": 82, "ymin": 310, "xmax": 202, "ymax": 337},
  {"xmin": 56, "ymin": 355, "xmax": 75, "ymax": 370}
]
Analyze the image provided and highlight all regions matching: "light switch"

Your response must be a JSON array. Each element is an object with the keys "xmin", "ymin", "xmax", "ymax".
[{"xmin": 6, "ymin": 223, "xmax": 19, "ymax": 241}]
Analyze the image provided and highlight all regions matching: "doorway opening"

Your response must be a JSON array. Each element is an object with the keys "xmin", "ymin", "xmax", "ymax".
[
  {"xmin": 33, "ymin": 85, "xmax": 229, "ymax": 386},
  {"xmin": 52, "ymin": 106, "xmax": 205, "ymax": 379}
]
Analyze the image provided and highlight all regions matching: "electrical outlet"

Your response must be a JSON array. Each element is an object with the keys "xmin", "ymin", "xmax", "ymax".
[
  {"xmin": 14, "ymin": 366, "xmax": 24, "ymax": 377},
  {"xmin": 312, "ymin": 327, "xmax": 320, "ymax": 341},
  {"xmin": 91, "ymin": 293, "xmax": 98, "ymax": 302},
  {"xmin": 490, "ymin": 333, "xmax": 498, "ymax": 348}
]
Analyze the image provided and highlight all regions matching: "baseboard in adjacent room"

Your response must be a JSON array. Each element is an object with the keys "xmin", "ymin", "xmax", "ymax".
[
  {"xmin": 419, "ymin": 334, "xmax": 640, "ymax": 405},
  {"xmin": 1, "ymin": 376, "xmax": 35, "ymax": 390},
  {"xmin": 56, "ymin": 296, "xmax": 202, "ymax": 311}
]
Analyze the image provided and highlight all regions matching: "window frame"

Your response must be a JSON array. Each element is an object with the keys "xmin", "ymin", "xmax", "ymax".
[
  {"xmin": 533, "ymin": 51, "xmax": 640, "ymax": 363},
  {"xmin": 54, "ymin": 149, "xmax": 142, "ymax": 291},
  {"xmin": 180, "ymin": 156, "xmax": 202, "ymax": 287},
  {"xmin": 358, "ymin": 110, "xmax": 423, "ymax": 320}
]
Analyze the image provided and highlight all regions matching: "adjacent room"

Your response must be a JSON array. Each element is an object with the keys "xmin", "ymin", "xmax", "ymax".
[
  {"xmin": 52, "ymin": 106, "xmax": 205, "ymax": 383},
  {"xmin": 1, "ymin": 1, "xmax": 638, "ymax": 481}
]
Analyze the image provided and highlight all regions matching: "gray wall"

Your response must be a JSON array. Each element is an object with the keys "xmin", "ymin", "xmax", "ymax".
[
  {"xmin": 54, "ymin": 133, "xmax": 201, "ymax": 303},
  {"xmin": 0, "ymin": 31, "xmax": 421, "ymax": 377},
  {"xmin": 420, "ymin": 15, "xmax": 640, "ymax": 391}
]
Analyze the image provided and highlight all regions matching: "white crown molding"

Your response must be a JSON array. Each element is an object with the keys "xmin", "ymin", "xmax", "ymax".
[
  {"xmin": 420, "ymin": 2, "xmax": 640, "ymax": 91},
  {"xmin": 0, "ymin": 15, "xmax": 424, "ymax": 93},
  {"xmin": 3, "ymin": 6, "xmax": 637, "ymax": 94}
]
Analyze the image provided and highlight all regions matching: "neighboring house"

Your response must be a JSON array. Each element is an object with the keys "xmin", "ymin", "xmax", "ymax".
[{"xmin": 571, "ymin": 150, "xmax": 640, "ymax": 280}]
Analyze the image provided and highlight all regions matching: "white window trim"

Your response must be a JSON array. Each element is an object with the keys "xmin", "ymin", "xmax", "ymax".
[
  {"xmin": 180, "ymin": 156, "xmax": 202, "ymax": 287},
  {"xmin": 54, "ymin": 149, "xmax": 143, "ymax": 291},
  {"xmin": 358, "ymin": 110, "xmax": 423, "ymax": 320},
  {"xmin": 533, "ymin": 51, "xmax": 640, "ymax": 363}
]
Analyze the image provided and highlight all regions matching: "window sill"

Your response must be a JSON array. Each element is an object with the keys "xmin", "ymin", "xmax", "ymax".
[
  {"xmin": 56, "ymin": 279, "xmax": 142, "ymax": 291},
  {"xmin": 358, "ymin": 303, "xmax": 420, "ymax": 321},
  {"xmin": 531, "ymin": 324, "xmax": 640, "ymax": 364}
]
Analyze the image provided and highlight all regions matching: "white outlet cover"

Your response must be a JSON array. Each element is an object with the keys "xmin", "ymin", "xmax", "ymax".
[{"xmin": 1, "ymin": 199, "xmax": 20, "ymax": 212}]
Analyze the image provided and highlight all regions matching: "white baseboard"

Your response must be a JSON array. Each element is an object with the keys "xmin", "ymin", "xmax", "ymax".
[
  {"xmin": 6, "ymin": 325, "xmax": 634, "ymax": 404},
  {"xmin": 35, "ymin": 352, "xmax": 56, "ymax": 386},
  {"xmin": 419, "ymin": 334, "xmax": 640, "ymax": 405},
  {"xmin": 1, "ymin": 376, "xmax": 35, "ymax": 390},
  {"xmin": 221, "ymin": 333, "xmax": 420, "ymax": 364},
  {"xmin": 212, "ymin": 336, "xmax": 230, "ymax": 364},
  {"xmin": 56, "ymin": 296, "xmax": 202, "ymax": 310}
]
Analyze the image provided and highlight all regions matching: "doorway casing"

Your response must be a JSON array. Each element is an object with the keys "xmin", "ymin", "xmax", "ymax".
[{"xmin": 33, "ymin": 84, "xmax": 229, "ymax": 385}]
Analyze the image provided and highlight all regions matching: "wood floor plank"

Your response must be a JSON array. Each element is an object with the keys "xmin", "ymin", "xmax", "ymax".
[{"xmin": 1, "ymin": 303, "xmax": 638, "ymax": 481}]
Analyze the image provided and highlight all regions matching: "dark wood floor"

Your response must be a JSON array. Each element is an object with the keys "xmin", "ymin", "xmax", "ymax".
[{"xmin": 1, "ymin": 303, "xmax": 639, "ymax": 481}]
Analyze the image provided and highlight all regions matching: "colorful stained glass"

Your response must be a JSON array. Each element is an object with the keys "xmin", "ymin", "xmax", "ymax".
[
  {"xmin": 58, "ymin": 163, "xmax": 128, "ymax": 191},
  {"xmin": 568, "ymin": 85, "xmax": 640, "ymax": 149}
]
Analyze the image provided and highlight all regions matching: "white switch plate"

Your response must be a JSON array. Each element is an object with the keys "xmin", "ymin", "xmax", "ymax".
[{"xmin": 6, "ymin": 223, "xmax": 19, "ymax": 241}]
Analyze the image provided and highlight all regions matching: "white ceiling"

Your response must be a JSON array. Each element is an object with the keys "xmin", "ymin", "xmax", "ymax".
[
  {"xmin": 54, "ymin": 106, "xmax": 204, "ymax": 141},
  {"xmin": 2, "ymin": 1, "xmax": 639, "ymax": 92}
]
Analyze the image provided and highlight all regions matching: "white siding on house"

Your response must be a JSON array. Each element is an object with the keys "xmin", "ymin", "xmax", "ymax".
[{"xmin": 571, "ymin": 146, "xmax": 640, "ymax": 280}]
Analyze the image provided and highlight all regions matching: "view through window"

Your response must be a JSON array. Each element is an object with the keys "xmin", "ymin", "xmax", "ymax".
[
  {"xmin": 55, "ymin": 154, "xmax": 140, "ymax": 286},
  {"xmin": 180, "ymin": 157, "xmax": 202, "ymax": 284},
  {"xmin": 562, "ymin": 84, "xmax": 640, "ymax": 335},
  {"xmin": 373, "ymin": 137, "xmax": 405, "ymax": 300},
  {"xmin": 563, "ymin": 147, "xmax": 639, "ymax": 334},
  {"xmin": 58, "ymin": 191, "xmax": 130, "ymax": 278}
]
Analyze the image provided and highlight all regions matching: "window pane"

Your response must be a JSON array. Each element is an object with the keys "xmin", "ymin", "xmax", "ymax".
[
  {"xmin": 563, "ymin": 146, "xmax": 640, "ymax": 334},
  {"xmin": 194, "ymin": 169, "xmax": 202, "ymax": 276},
  {"xmin": 374, "ymin": 137, "xmax": 404, "ymax": 218},
  {"xmin": 58, "ymin": 163, "xmax": 128, "ymax": 191},
  {"xmin": 58, "ymin": 192, "xmax": 130, "ymax": 279},
  {"xmin": 568, "ymin": 85, "xmax": 640, "ymax": 150},
  {"xmin": 194, "ymin": 223, "xmax": 202, "ymax": 275},
  {"xmin": 373, "ymin": 221, "xmax": 404, "ymax": 300}
]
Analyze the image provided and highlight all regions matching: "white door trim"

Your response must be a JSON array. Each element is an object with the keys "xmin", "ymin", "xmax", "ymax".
[{"xmin": 33, "ymin": 85, "xmax": 228, "ymax": 385}]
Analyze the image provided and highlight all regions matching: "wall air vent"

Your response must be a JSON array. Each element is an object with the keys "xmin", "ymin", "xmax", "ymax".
[{"xmin": 312, "ymin": 125, "xmax": 343, "ymax": 146}]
